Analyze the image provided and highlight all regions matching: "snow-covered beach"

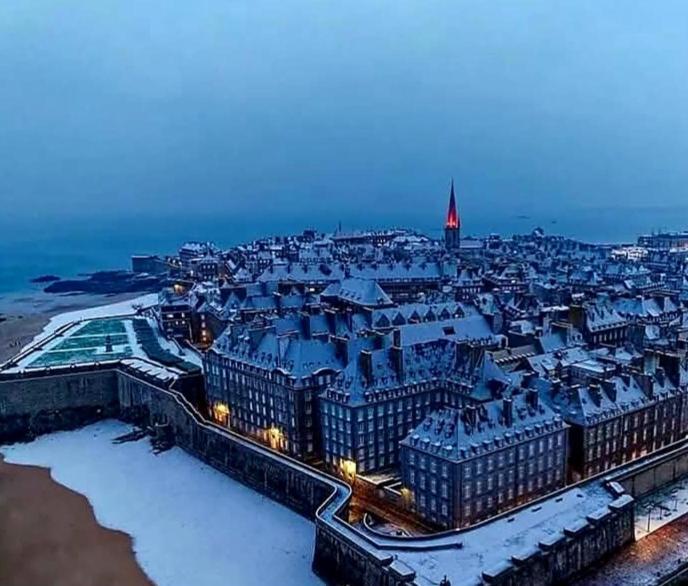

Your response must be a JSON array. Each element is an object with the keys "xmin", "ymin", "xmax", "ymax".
[{"xmin": 2, "ymin": 421, "xmax": 324, "ymax": 586}]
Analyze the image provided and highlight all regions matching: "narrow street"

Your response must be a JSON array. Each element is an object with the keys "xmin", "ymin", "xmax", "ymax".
[{"xmin": 574, "ymin": 514, "xmax": 688, "ymax": 586}]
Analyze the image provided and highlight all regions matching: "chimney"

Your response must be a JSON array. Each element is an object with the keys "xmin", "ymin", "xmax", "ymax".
[
  {"xmin": 302, "ymin": 314, "xmax": 312, "ymax": 339},
  {"xmin": 588, "ymin": 383, "xmax": 601, "ymax": 406},
  {"xmin": 273, "ymin": 292, "xmax": 283, "ymax": 316},
  {"xmin": 248, "ymin": 328, "xmax": 265, "ymax": 348},
  {"xmin": 345, "ymin": 308, "xmax": 353, "ymax": 331},
  {"xmin": 660, "ymin": 353, "xmax": 681, "ymax": 386},
  {"xmin": 325, "ymin": 309, "xmax": 336, "ymax": 333},
  {"xmin": 568, "ymin": 383, "xmax": 580, "ymax": 401},
  {"xmin": 503, "ymin": 397, "xmax": 513, "ymax": 427},
  {"xmin": 656, "ymin": 366, "xmax": 666, "ymax": 387},
  {"xmin": 455, "ymin": 341, "xmax": 467, "ymax": 364},
  {"xmin": 391, "ymin": 346, "xmax": 404, "ymax": 381},
  {"xmin": 522, "ymin": 372, "xmax": 537, "ymax": 389},
  {"xmin": 527, "ymin": 387, "xmax": 539, "ymax": 409},
  {"xmin": 465, "ymin": 404, "xmax": 477, "ymax": 427},
  {"xmin": 569, "ymin": 303, "xmax": 585, "ymax": 330},
  {"xmin": 360, "ymin": 350, "xmax": 373, "ymax": 383},
  {"xmin": 393, "ymin": 328, "xmax": 402, "ymax": 348},
  {"xmin": 644, "ymin": 350, "xmax": 658, "ymax": 375},
  {"xmin": 640, "ymin": 373, "xmax": 654, "ymax": 398},
  {"xmin": 334, "ymin": 336, "xmax": 349, "ymax": 364}
]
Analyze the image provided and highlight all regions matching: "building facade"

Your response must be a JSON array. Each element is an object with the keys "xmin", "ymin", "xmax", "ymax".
[{"xmin": 399, "ymin": 391, "xmax": 567, "ymax": 528}]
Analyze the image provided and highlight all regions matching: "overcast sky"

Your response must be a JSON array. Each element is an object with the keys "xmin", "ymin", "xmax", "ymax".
[{"xmin": 2, "ymin": 1, "xmax": 688, "ymax": 235}]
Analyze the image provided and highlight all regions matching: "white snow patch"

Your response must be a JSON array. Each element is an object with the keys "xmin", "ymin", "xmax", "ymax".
[
  {"xmin": 26, "ymin": 294, "xmax": 158, "ymax": 348},
  {"xmin": 395, "ymin": 483, "xmax": 616, "ymax": 586},
  {"xmin": 144, "ymin": 315, "xmax": 204, "ymax": 367},
  {"xmin": 2, "ymin": 421, "xmax": 323, "ymax": 586}
]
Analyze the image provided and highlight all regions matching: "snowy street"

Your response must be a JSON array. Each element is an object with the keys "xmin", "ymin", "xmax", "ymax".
[{"xmin": 635, "ymin": 475, "xmax": 688, "ymax": 539}]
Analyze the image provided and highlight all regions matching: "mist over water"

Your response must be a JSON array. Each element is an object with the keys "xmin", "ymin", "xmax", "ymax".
[{"xmin": 2, "ymin": 1, "xmax": 688, "ymax": 291}]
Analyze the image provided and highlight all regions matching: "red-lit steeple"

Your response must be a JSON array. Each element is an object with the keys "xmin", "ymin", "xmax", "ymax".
[
  {"xmin": 444, "ymin": 179, "xmax": 461, "ymax": 251},
  {"xmin": 445, "ymin": 179, "xmax": 460, "ymax": 229}
]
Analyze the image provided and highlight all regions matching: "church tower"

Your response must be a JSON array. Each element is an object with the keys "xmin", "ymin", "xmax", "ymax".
[{"xmin": 444, "ymin": 179, "xmax": 461, "ymax": 251}]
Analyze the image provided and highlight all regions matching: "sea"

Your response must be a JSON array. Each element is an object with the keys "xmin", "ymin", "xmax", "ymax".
[
  {"xmin": 3, "ymin": 1, "xmax": 688, "ymax": 297},
  {"xmin": 1, "ymin": 205, "xmax": 686, "ymax": 297}
]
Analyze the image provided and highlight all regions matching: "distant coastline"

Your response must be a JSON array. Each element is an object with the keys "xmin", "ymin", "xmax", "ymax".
[{"xmin": 30, "ymin": 275, "xmax": 60, "ymax": 284}]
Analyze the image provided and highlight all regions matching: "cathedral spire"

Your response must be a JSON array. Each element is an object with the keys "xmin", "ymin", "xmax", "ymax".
[
  {"xmin": 446, "ymin": 179, "xmax": 460, "ymax": 229},
  {"xmin": 444, "ymin": 179, "xmax": 461, "ymax": 251}
]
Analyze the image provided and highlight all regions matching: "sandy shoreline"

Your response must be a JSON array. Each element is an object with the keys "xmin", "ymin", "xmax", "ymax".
[
  {"xmin": 0, "ymin": 292, "xmax": 156, "ymax": 585},
  {"xmin": 1, "ymin": 421, "xmax": 323, "ymax": 586},
  {"xmin": 0, "ymin": 456, "xmax": 154, "ymax": 586}
]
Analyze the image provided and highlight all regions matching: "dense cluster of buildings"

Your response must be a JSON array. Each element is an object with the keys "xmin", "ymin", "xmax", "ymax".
[{"xmin": 135, "ymin": 185, "xmax": 688, "ymax": 530}]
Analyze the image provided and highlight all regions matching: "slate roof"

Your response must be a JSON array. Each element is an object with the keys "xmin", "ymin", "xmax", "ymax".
[
  {"xmin": 214, "ymin": 328, "xmax": 343, "ymax": 383},
  {"xmin": 614, "ymin": 296, "xmax": 679, "ymax": 320},
  {"xmin": 584, "ymin": 299, "xmax": 627, "ymax": 332},
  {"xmin": 526, "ymin": 347, "xmax": 591, "ymax": 376},
  {"xmin": 401, "ymin": 394, "xmax": 564, "ymax": 463},
  {"xmin": 536, "ymin": 372, "xmax": 682, "ymax": 426},
  {"xmin": 396, "ymin": 315, "xmax": 497, "ymax": 346},
  {"xmin": 321, "ymin": 278, "xmax": 393, "ymax": 308}
]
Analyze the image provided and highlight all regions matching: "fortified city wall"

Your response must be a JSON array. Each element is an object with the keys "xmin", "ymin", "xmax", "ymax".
[
  {"xmin": 0, "ymin": 368, "xmax": 119, "ymax": 443},
  {"xmin": 0, "ymin": 363, "xmax": 667, "ymax": 586}
]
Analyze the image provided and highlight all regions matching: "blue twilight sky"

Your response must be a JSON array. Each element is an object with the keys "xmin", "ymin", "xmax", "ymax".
[{"xmin": 1, "ymin": 0, "xmax": 688, "ymax": 285}]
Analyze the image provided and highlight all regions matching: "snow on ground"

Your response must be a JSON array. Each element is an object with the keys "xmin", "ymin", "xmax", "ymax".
[
  {"xmin": 2, "ymin": 420, "xmax": 323, "ymax": 586},
  {"xmin": 26, "ymin": 293, "xmax": 158, "ymax": 348},
  {"xmin": 635, "ymin": 475, "xmax": 688, "ymax": 538},
  {"xmin": 393, "ymin": 483, "xmax": 617, "ymax": 586},
  {"xmin": 143, "ymin": 315, "xmax": 204, "ymax": 367}
]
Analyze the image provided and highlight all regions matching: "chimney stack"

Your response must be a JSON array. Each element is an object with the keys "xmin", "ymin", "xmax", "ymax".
[
  {"xmin": 393, "ymin": 328, "xmax": 402, "ymax": 348},
  {"xmin": 656, "ymin": 366, "xmax": 666, "ymax": 386},
  {"xmin": 527, "ymin": 387, "xmax": 539, "ymax": 409},
  {"xmin": 325, "ymin": 308, "xmax": 336, "ymax": 333},
  {"xmin": 639, "ymin": 373, "xmax": 654, "ymax": 398},
  {"xmin": 465, "ymin": 404, "xmax": 477, "ymax": 427},
  {"xmin": 334, "ymin": 336, "xmax": 349, "ymax": 364},
  {"xmin": 644, "ymin": 350, "xmax": 659, "ymax": 375},
  {"xmin": 588, "ymin": 383, "xmax": 601, "ymax": 406},
  {"xmin": 302, "ymin": 314, "xmax": 312, "ymax": 339},
  {"xmin": 391, "ymin": 346, "xmax": 404, "ymax": 381},
  {"xmin": 503, "ymin": 397, "xmax": 513, "ymax": 427},
  {"xmin": 273, "ymin": 292, "xmax": 283, "ymax": 316},
  {"xmin": 360, "ymin": 350, "xmax": 373, "ymax": 384}
]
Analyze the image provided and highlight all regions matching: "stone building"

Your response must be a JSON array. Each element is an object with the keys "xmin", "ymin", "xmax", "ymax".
[
  {"xmin": 157, "ymin": 287, "xmax": 193, "ymax": 339},
  {"xmin": 399, "ymin": 391, "xmax": 567, "ymax": 528},
  {"xmin": 204, "ymin": 323, "xmax": 343, "ymax": 460},
  {"xmin": 569, "ymin": 296, "xmax": 628, "ymax": 345},
  {"xmin": 178, "ymin": 241, "xmax": 220, "ymax": 270},
  {"xmin": 536, "ymin": 367, "xmax": 688, "ymax": 480},
  {"xmin": 319, "ymin": 333, "xmax": 504, "ymax": 479}
]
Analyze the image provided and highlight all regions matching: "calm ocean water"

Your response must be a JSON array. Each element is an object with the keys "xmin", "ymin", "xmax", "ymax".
[
  {"xmin": 3, "ymin": 1, "xmax": 688, "ymax": 295},
  {"xmin": 1, "ymin": 205, "xmax": 686, "ymax": 295}
]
